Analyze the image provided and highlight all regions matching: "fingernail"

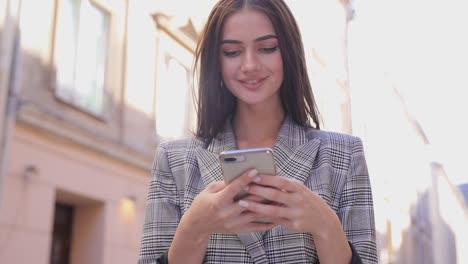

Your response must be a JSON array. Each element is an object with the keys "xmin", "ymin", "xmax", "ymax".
[
  {"xmin": 238, "ymin": 200, "xmax": 249, "ymax": 207},
  {"xmin": 248, "ymin": 169, "xmax": 258, "ymax": 177},
  {"xmin": 253, "ymin": 176, "xmax": 261, "ymax": 183}
]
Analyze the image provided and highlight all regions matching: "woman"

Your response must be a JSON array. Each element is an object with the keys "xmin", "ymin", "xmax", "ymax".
[{"xmin": 138, "ymin": 0, "xmax": 377, "ymax": 263}]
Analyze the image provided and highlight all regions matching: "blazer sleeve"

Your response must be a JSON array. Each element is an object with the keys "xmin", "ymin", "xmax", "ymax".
[
  {"xmin": 339, "ymin": 137, "xmax": 378, "ymax": 264},
  {"xmin": 138, "ymin": 144, "xmax": 180, "ymax": 264}
]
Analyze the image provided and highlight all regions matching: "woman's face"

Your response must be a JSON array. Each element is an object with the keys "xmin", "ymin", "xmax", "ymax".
[{"xmin": 220, "ymin": 8, "xmax": 283, "ymax": 109}]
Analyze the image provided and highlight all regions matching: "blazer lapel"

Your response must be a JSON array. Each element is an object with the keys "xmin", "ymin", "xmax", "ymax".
[
  {"xmin": 258, "ymin": 117, "xmax": 320, "ymax": 241},
  {"xmin": 195, "ymin": 119, "xmax": 236, "ymax": 188},
  {"xmin": 273, "ymin": 116, "xmax": 321, "ymax": 184},
  {"xmin": 194, "ymin": 116, "xmax": 321, "ymax": 264}
]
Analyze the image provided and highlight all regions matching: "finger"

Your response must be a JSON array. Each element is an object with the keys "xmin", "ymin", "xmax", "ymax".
[
  {"xmin": 221, "ymin": 209, "xmax": 275, "ymax": 230},
  {"xmin": 227, "ymin": 211, "xmax": 261, "ymax": 226},
  {"xmin": 238, "ymin": 199, "xmax": 293, "ymax": 219},
  {"xmin": 267, "ymin": 217, "xmax": 290, "ymax": 226},
  {"xmin": 246, "ymin": 184, "xmax": 296, "ymax": 205},
  {"xmin": 206, "ymin": 181, "xmax": 226, "ymax": 193},
  {"xmin": 242, "ymin": 194, "xmax": 270, "ymax": 203},
  {"xmin": 221, "ymin": 199, "xmax": 256, "ymax": 218},
  {"xmin": 253, "ymin": 175, "xmax": 300, "ymax": 193},
  {"xmin": 216, "ymin": 203, "xmax": 248, "ymax": 222},
  {"xmin": 229, "ymin": 213, "xmax": 277, "ymax": 232},
  {"xmin": 222, "ymin": 169, "xmax": 259, "ymax": 199},
  {"xmin": 267, "ymin": 216, "xmax": 288, "ymax": 222}
]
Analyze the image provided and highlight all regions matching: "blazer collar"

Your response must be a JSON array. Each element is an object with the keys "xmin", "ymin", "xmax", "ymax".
[
  {"xmin": 200, "ymin": 115, "xmax": 316, "ymax": 153},
  {"xmin": 194, "ymin": 116, "xmax": 321, "ymax": 263}
]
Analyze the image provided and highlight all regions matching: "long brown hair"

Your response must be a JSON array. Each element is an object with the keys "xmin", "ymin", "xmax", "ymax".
[{"xmin": 194, "ymin": 0, "xmax": 321, "ymax": 142}]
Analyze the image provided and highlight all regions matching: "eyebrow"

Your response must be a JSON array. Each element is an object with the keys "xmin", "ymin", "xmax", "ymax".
[{"xmin": 221, "ymin": 34, "xmax": 278, "ymax": 44}]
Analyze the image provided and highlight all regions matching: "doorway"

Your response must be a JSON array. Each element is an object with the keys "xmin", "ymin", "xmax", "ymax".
[{"xmin": 50, "ymin": 203, "xmax": 74, "ymax": 264}]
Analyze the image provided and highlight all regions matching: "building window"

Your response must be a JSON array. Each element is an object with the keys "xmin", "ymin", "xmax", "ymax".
[
  {"xmin": 50, "ymin": 203, "xmax": 75, "ymax": 264},
  {"xmin": 53, "ymin": 0, "xmax": 109, "ymax": 115}
]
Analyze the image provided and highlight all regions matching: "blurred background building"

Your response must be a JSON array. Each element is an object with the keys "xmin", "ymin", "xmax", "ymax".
[{"xmin": 0, "ymin": 0, "xmax": 466, "ymax": 263}]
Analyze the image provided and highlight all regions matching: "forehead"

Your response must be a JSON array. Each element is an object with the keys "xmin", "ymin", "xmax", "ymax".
[{"xmin": 222, "ymin": 8, "xmax": 276, "ymax": 39}]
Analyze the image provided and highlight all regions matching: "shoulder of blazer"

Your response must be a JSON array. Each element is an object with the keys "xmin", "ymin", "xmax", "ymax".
[
  {"xmin": 304, "ymin": 128, "xmax": 362, "ymax": 172},
  {"xmin": 305, "ymin": 128, "xmax": 359, "ymax": 148},
  {"xmin": 158, "ymin": 137, "xmax": 204, "ymax": 151},
  {"xmin": 157, "ymin": 137, "xmax": 204, "ymax": 166}
]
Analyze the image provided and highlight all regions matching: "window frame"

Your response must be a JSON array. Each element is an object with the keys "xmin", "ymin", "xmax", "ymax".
[{"xmin": 50, "ymin": 0, "xmax": 112, "ymax": 120}]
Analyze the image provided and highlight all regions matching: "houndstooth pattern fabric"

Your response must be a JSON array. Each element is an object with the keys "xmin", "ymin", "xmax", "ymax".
[{"xmin": 138, "ymin": 116, "xmax": 378, "ymax": 263}]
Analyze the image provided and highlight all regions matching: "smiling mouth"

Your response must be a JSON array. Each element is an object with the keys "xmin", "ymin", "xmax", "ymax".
[
  {"xmin": 243, "ymin": 80, "xmax": 260, "ymax": 84},
  {"xmin": 239, "ymin": 77, "xmax": 266, "ymax": 90}
]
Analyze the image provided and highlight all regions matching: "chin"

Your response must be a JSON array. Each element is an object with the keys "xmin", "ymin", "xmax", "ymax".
[{"xmin": 239, "ymin": 97, "xmax": 273, "ymax": 107}]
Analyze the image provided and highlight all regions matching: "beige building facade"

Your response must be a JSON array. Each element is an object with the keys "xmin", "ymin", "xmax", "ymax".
[{"xmin": 0, "ymin": 0, "xmax": 199, "ymax": 263}]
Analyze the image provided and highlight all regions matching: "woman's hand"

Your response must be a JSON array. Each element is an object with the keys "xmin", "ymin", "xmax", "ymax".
[
  {"xmin": 238, "ymin": 175, "xmax": 341, "ymax": 238},
  {"xmin": 241, "ymin": 175, "xmax": 354, "ymax": 264},
  {"xmin": 182, "ymin": 169, "xmax": 277, "ymax": 237}
]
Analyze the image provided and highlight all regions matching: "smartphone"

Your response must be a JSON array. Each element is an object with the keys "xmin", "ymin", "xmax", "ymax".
[{"xmin": 219, "ymin": 147, "xmax": 277, "ymax": 201}]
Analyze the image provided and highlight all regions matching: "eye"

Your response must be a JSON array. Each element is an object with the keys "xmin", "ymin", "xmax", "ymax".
[
  {"xmin": 260, "ymin": 46, "xmax": 279, "ymax": 53},
  {"xmin": 223, "ymin": 50, "xmax": 241, "ymax": 57}
]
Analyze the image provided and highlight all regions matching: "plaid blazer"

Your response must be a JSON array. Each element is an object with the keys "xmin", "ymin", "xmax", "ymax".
[{"xmin": 138, "ymin": 116, "xmax": 378, "ymax": 263}]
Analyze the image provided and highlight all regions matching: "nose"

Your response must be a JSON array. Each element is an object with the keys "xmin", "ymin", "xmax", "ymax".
[{"xmin": 240, "ymin": 50, "xmax": 260, "ymax": 73}]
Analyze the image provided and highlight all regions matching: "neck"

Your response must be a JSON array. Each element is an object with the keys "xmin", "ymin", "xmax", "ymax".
[{"xmin": 233, "ymin": 104, "xmax": 285, "ymax": 149}]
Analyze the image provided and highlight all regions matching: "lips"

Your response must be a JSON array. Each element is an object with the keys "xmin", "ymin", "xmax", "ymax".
[{"xmin": 239, "ymin": 77, "xmax": 266, "ymax": 91}]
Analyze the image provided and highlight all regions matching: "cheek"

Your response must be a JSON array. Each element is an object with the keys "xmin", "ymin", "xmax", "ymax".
[
  {"xmin": 272, "ymin": 58, "xmax": 284, "ymax": 82},
  {"xmin": 275, "ymin": 54, "xmax": 284, "ymax": 71},
  {"xmin": 265, "ymin": 54, "xmax": 283, "ymax": 74}
]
